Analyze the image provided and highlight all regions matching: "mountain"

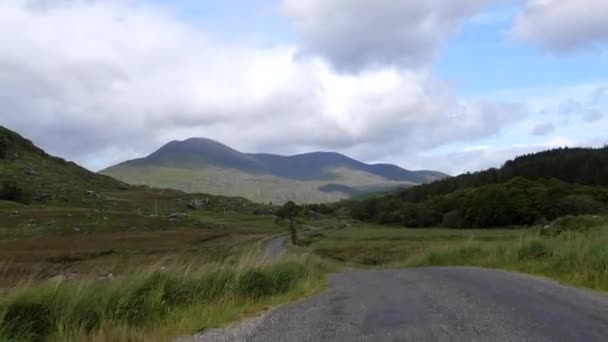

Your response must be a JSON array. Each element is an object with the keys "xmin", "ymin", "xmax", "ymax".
[
  {"xmin": 343, "ymin": 146, "xmax": 608, "ymax": 229},
  {"xmin": 0, "ymin": 126, "xmax": 128, "ymax": 205},
  {"xmin": 102, "ymin": 138, "xmax": 447, "ymax": 203}
]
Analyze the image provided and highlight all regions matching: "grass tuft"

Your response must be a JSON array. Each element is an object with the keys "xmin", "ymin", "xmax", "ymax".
[{"xmin": 0, "ymin": 257, "xmax": 317, "ymax": 341}]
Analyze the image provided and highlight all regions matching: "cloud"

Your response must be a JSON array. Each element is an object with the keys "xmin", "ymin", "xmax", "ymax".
[
  {"xmin": 532, "ymin": 123, "xmax": 555, "ymax": 136},
  {"xmin": 416, "ymin": 136, "xmax": 604, "ymax": 175},
  {"xmin": 281, "ymin": 0, "xmax": 488, "ymax": 72},
  {"xmin": 511, "ymin": 0, "xmax": 608, "ymax": 51},
  {"xmin": 0, "ymin": 0, "xmax": 524, "ymax": 173}
]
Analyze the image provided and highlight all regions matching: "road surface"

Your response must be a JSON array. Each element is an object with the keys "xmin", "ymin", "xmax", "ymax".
[
  {"xmin": 263, "ymin": 235, "xmax": 288, "ymax": 259},
  {"xmin": 189, "ymin": 266, "xmax": 608, "ymax": 342}
]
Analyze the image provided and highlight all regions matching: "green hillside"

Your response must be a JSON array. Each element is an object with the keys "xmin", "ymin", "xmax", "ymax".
[
  {"xmin": 342, "ymin": 147, "xmax": 608, "ymax": 228},
  {"xmin": 0, "ymin": 126, "xmax": 129, "ymax": 206},
  {"xmin": 102, "ymin": 138, "xmax": 447, "ymax": 203}
]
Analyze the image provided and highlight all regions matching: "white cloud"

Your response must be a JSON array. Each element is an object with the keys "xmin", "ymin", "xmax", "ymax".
[
  {"xmin": 0, "ymin": 0, "xmax": 524, "ymax": 173},
  {"xmin": 532, "ymin": 122, "xmax": 555, "ymax": 136},
  {"xmin": 415, "ymin": 136, "xmax": 602, "ymax": 175},
  {"xmin": 281, "ymin": 0, "xmax": 488, "ymax": 71},
  {"xmin": 512, "ymin": 0, "xmax": 608, "ymax": 51}
]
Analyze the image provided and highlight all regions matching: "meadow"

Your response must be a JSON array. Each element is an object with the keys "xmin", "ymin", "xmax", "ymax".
[
  {"xmin": 2, "ymin": 186, "xmax": 608, "ymax": 341},
  {"xmin": 0, "ymin": 192, "xmax": 324, "ymax": 341},
  {"xmin": 303, "ymin": 215, "xmax": 608, "ymax": 292}
]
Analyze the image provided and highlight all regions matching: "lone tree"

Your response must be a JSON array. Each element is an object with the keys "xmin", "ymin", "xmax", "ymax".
[{"xmin": 275, "ymin": 201, "xmax": 301, "ymax": 245}]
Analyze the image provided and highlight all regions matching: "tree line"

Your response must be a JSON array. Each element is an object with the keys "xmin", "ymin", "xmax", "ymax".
[{"xmin": 342, "ymin": 146, "xmax": 608, "ymax": 229}]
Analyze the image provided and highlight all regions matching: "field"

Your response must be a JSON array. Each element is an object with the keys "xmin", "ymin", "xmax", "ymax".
[
  {"xmin": 2, "ymin": 185, "xmax": 608, "ymax": 341},
  {"xmin": 102, "ymin": 165, "xmax": 412, "ymax": 204},
  {"xmin": 302, "ymin": 215, "xmax": 608, "ymax": 291},
  {"xmin": 0, "ymin": 191, "xmax": 327, "ymax": 341}
]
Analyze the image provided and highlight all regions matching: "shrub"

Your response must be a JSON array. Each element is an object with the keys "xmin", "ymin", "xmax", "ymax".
[
  {"xmin": 1, "ymin": 301, "xmax": 54, "ymax": 341},
  {"xmin": 550, "ymin": 215, "xmax": 607, "ymax": 231},
  {"xmin": 441, "ymin": 210, "xmax": 463, "ymax": 228},
  {"xmin": 0, "ymin": 180, "xmax": 29, "ymax": 203}
]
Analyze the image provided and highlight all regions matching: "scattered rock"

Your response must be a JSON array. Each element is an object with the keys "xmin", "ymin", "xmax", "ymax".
[
  {"xmin": 169, "ymin": 212, "xmax": 189, "ymax": 222},
  {"xmin": 23, "ymin": 167, "xmax": 37, "ymax": 176},
  {"xmin": 73, "ymin": 227, "xmax": 81, "ymax": 232},
  {"xmin": 97, "ymin": 272, "xmax": 114, "ymax": 280},
  {"xmin": 86, "ymin": 190, "xmax": 100, "ymax": 198},
  {"xmin": 9, "ymin": 210, "xmax": 19, "ymax": 217},
  {"xmin": 187, "ymin": 198, "xmax": 210, "ymax": 210}
]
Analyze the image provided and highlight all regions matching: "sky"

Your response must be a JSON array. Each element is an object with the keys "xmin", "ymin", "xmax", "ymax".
[{"xmin": 0, "ymin": 0, "xmax": 607, "ymax": 175}]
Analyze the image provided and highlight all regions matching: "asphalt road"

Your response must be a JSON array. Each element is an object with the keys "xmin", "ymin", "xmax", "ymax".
[
  {"xmin": 191, "ymin": 266, "xmax": 608, "ymax": 342},
  {"xmin": 263, "ymin": 235, "xmax": 288, "ymax": 259}
]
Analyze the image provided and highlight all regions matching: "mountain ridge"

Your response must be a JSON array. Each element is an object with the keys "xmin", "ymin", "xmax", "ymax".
[{"xmin": 102, "ymin": 137, "xmax": 448, "ymax": 203}]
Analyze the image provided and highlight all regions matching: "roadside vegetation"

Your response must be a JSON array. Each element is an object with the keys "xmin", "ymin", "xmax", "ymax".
[
  {"xmin": 301, "ymin": 215, "xmax": 608, "ymax": 291},
  {"xmin": 0, "ymin": 253, "xmax": 323, "ymax": 341},
  {"xmin": 3, "ymin": 125, "xmax": 608, "ymax": 340}
]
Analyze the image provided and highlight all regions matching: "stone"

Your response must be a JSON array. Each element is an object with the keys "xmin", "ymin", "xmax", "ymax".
[{"xmin": 23, "ymin": 167, "xmax": 37, "ymax": 176}]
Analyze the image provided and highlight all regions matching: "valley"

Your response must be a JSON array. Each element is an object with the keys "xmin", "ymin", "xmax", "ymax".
[{"xmin": 1, "ymin": 126, "xmax": 608, "ymax": 341}]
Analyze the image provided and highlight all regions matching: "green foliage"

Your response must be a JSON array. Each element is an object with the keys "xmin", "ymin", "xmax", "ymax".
[
  {"xmin": 549, "ymin": 215, "xmax": 607, "ymax": 231},
  {"xmin": 399, "ymin": 146, "xmax": 608, "ymax": 203},
  {"xmin": 344, "ymin": 177, "xmax": 608, "ymax": 229},
  {"xmin": 0, "ymin": 262, "xmax": 310, "ymax": 341},
  {"xmin": 276, "ymin": 201, "xmax": 302, "ymax": 244},
  {"xmin": 517, "ymin": 240, "xmax": 551, "ymax": 261},
  {"xmin": 275, "ymin": 201, "xmax": 301, "ymax": 221},
  {"xmin": 0, "ymin": 180, "xmax": 29, "ymax": 204}
]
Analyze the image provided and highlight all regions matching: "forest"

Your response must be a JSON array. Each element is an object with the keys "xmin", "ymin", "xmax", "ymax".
[{"xmin": 343, "ymin": 147, "xmax": 608, "ymax": 228}]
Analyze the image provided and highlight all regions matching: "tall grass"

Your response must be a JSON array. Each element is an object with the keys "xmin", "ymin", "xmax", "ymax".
[
  {"xmin": 0, "ymin": 254, "xmax": 320, "ymax": 341},
  {"xmin": 408, "ymin": 223, "xmax": 608, "ymax": 291}
]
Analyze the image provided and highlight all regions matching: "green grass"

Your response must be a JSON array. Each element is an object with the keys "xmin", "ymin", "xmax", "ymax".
[
  {"xmin": 304, "ymin": 216, "xmax": 608, "ymax": 291},
  {"xmin": 102, "ymin": 165, "xmax": 413, "ymax": 204},
  {"xmin": 0, "ymin": 254, "xmax": 323, "ymax": 341}
]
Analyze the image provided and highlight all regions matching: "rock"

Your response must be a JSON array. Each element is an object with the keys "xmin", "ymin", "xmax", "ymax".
[
  {"xmin": 23, "ymin": 167, "xmax": 37, "ymax": 176},
  {"xmin": 97, "ymin": 272, "xmax": 114, "ymax": 280},
  {"xmin": 188, "ymin": 198, "xmax": 210, "ymax": 210},
  {"xmin": 9, "ymin": 210, "xmax": 19, "ymax": 217},
  {"xmin": 169, "ymin": 212, "xmax": 189, "ymax": 220},
  {"xmin": 86, "ymin": 190, "xmax": 100, "ymax": 198},
  {"xmin": 73, "ymin": 227, "xmax": 81, "ymax": 232}
]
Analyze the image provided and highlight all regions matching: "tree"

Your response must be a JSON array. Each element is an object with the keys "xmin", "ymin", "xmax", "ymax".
[{"xmin": 276, "ymin": 201, "xmax": 301, "ymax": 245}]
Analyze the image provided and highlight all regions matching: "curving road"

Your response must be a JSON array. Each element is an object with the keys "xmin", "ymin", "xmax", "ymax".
[
  {"xmin": 190, "ymin": 266, "xmax": 608, "ymax": 342},
  {"xmin": 263, "ymin": 235, "xmax": 288, "ymax": 259}
]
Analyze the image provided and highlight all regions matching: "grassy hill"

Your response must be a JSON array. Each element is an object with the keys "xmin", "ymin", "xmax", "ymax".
[
  {"xmin": 0, "ymin": 126, "xmax": 324, "ymax": 340},
  {"xmin": 102, "ymin": 138, "xmax": 447, "ymax": 203},
  {"xmin": 0, "ymin": 126, "xmax": 130, "ymax": 206},
  {"xmin": 341, "ymin": 146, "xmax": 608, "ymax": 228}
]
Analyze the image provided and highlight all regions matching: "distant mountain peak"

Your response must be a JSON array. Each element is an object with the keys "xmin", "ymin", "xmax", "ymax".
[{"xmin": 103, "ymin": 136, "xmax": 448, "ymax": 203}]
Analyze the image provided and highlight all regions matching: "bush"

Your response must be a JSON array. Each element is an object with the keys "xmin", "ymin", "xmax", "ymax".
[
  {"xmin": 2, "ymin": 301, "xmax": 54, "ymax": 341},
  {"xmin": 550, "ymin": 215, "xmax": 607, "ymax": 231},
  {"xmin": 518, "ymin": 240, "xmax": 551, "ymax": 261},
  {"xmin": 441, "ymin": 210, "xmax": 463, "ymax": 228},
  {"xmin": 552, "ymin": 195, "xmax": 604, "ymax": 218},
  {"xmin": 0, "ymin": 180, "xmax": 29, "ymax": 203}
]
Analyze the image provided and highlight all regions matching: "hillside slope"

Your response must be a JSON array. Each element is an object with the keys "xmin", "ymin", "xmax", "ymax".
[
  {"xmin": 343, "ymin": 146, "xmax": 608, "ymax": 228},
  {"xmin": 102, "ymin": 138, "xmax": 447, "ymax": 203},
  {"xmin": 0, "ymin": 126, "xmax": 128, "ymax": 205}
]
